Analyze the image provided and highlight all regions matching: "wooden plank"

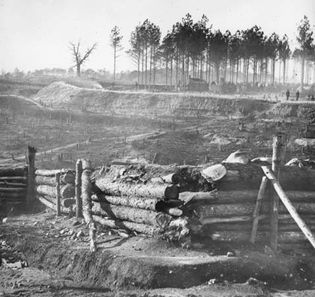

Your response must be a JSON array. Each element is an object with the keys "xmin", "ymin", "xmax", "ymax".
[
  {"xmin": 250, "ymin": 176, "xmax": 268, "ymax": 243},
  {"xmin": 262, "ymin": 166, "xmax": 315, "ymax": 249}
]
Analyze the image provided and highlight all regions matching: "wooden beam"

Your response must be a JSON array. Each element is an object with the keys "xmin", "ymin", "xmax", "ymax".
[
  {"xmin": 270, "ymin": 133, "xmax": 286, "ymax": 250},
  {"xmin": 262, "ymin": 166, "xmax": 315, "ymax": 249},
  {"xmin": 250, "ymin": 176, "xmax": 268, "ymax": 243}
]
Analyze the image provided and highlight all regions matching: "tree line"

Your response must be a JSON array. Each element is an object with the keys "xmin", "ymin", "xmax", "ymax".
[{"xmin": 71, "ymin": 14, "xmax": 315, "ymax": 90}]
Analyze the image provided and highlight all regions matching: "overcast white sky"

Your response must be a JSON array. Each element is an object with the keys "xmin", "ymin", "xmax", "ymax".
[{"xmin": 0, "ymin": 0, "xmax": 314, "ymax": 73}]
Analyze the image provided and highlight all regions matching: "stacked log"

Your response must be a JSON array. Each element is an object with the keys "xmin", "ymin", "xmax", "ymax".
[
  {"xmin": 35, "ymin": 168, "xmax": 76, "ymax": 214},
  {"xmin": 0, "ymin": 166, "xmax": 28, "ymax": 210},
  {"xmin": 91, "ymin": 164, "xmax": 189, "ymax": 238},
  {"xmin": 93, "ymin": 163, "xmax": 315, "ymax": 248}
]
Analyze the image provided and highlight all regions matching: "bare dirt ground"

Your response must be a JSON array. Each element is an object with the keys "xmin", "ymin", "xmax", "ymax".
[
  {"xmin": 1, "ymin": 79, "xmax": 315, "ymax": 296},
  {"xmin": 1, "ymin": 211, "xmax": 315, "ymax": 297}
]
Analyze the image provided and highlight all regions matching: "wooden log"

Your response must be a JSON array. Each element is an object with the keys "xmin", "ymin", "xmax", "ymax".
[
  {"xmin": 92, "ymin": 215, "xmax": 160, "ymax": 236},
  {"xmin": 36, "ymin": 185, "xmax": 55, "ymax": 197},
  {"xmin": 92, "ymin": 201, "xmax": 172, "ymax": 226},
  {"xmin": 195, "ymin": 190, "xmax": 315, "ymax": 204},
  {"xmin": 0, "ymin": 191, "xmax": 26, "ymax": 199},
  {"xmin": 219, "ymin": 163, "xmax": 315, "ymax": 191},
  {"xmin": 35, "ymin": 168, "xmax": 74, "ymax": 177},
  {"xmin": 26, "ymin": 146, "xmax": 36, "ymax": 207},
  {"xmin": 0, "ymin": 182, "xmax": 26, "ymax": 188},
  {"xmin": 0, "ymin": 187, "xmax": 26, "ymax": 193},
  {"xmin": 56, "ymin": 173, "xmax": 61, "ymax": 216},
  {"xmin": 200, "ymin": 216, "xmax": 254, "ymax": 225},
  {"xmin": 92, "ymin": 193, "xmax": 159, "ymax": 211},
  {"xmin": 37, "ymin": 195, "xmax": 70, "ymax": 214},
  {"xmin": 0, "ymin": 176, "xmax": 27, "ymax": 182},
  {"xmin": 75, "ymin": 159, "xmax": 83, "ymax": 218},
  {"xmin": 262, "ymin": 166, "xmax": 315, "ymax": 249},
  {"xmin": 36, "ymin": 184, "xmax": 74, "ymax": 199},
  {"xmin": 35, "ymin": 176, "xmax": 56, "ymax": 186},
  {"xmin": 81, "ymin": 159, "xmax": 96, "ymax": 252},
  {"xmin": 60, "ymin": 184, "xmax": 75, "ymax": 198},
  {"xmin": 250, "ymin": 176, "xmax": 268, "ymax": 244},
  {"xmin": 179, "ymin": 191, "xmax": 218, "ymax": 204},
  {"xmin": 208, "ymin": 230, "xmax": 311, "ymax": 243},
  {"xmin": 270, "ymin": 133, "xmax": 286, "ymax": 250},
  {"xmin": 60, "ymin": 171, "xmax": 75, "ymax": 184},
  {"xmin": 94, "ymin": 175, "xmax": 179, "ymax": 199},
  {"xmin": 195, "ymin": 202, "xmax": 315, "ymax": 218},
  {"xmin": 0, "ymin": 167, "xmax": 27, "ymax": 177},
  {"xmin": 203, "ymin": 223, "xmax": 315, "ymax": 232},
  {"xmin": 62, "ymin": 198, "xmax": 76, "ymax": 208},
  {"xmin": 200, "ymin": 214, "xmax": 315, "ymax": 226}
]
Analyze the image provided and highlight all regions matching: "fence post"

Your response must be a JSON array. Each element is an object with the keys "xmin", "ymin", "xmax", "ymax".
[
  {"xmin": 270, "ymin": 132, "xmax": 286, "ymax": 250},
  {"xmin": 56, "ymin": 172, "xmax": 61, "ymax": 216},
  {"xmin": 81, "ymin": 159, "xmax": 96, "ymax": 252},
  {"xmin": 26, "ymin": 146, "xmax": 36, "ymax": 208},
  {"xmin": 75, "ymin": 159, "xmax": 83, "ymax": 218}
]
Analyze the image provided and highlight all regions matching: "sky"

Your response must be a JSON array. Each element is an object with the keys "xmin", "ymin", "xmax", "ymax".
[{"xmin": 0, "ymin": 0, "xmax": 315, "ymax": 73}]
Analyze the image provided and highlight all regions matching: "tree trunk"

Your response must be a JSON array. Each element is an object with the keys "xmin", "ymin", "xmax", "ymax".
[
  {"xmin": 165, "ymin": 59, "xmax": 168, "ymax": 85},
  {"xmin": 170, "ymin": 58, "xmax": 173, "ymax": 87},
  {"xmin": 35, "ymin": 172, "xmax": 74, "ymax": 186},
  {"xmin": 92, "ymin": 215, "xmax": 160, "ymax": 236},
  {"xmin": 76, "ymin": 64, "xmax": 81, "ymax": 77},
  {"xmin": 283, "ymin": 59, "xmax": 286, "ymax": 84},
  {"xmin": 36, "ymin": 184, "xmax": 74, "ymax": 199},
  {"xmin": 92, "ymin": 201, "xmax": 171, "ymax": 226},
  {"xmin": 301, "ymin": 56, "xmax": 305, "ymax": 90},
  {"xmin": 94, "ymin": 177, "xmax": 179, "ymax": 200},
  {"xmin": 113, "ymin": 45, "xmax": 116, "ymax": 81},
  {"xmin": 92, "ymin": 193, "xmax": 159, "ymax": 211},
  {"xmin": 35, "ymin": 169, "xmax": 73, "ymax": 177},
  {"xmin": 272, "ymin": 58, "xmax": 276, "ymax": 85}
]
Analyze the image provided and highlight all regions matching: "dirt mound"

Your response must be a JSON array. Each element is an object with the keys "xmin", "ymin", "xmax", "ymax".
[
  {"xmin": 33, "ymin": 82, "xmax": 82, "ymax": 107},
  {"xmin": 34, "ymin": 84, "xmax": 273, "ymax": 119},
  {"xmin": 265, "ymin": 102, "xmax": 315, "ymax": 120}
]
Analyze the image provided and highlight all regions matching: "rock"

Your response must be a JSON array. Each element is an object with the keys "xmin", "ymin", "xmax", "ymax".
[
  {"xmin": 223, "ymin": 150, "xmax": 249, "ymax": 164},
  {"xmin": 226, "ymin": 251, "xmax": 235, "ymax": 257},
  {"xmin": 2, "ymin": 218, "xmax": 8, "ymax": 224},
  {"xmin": 208, "ymin": 278, "xmax": 218, "ymax": 285}
]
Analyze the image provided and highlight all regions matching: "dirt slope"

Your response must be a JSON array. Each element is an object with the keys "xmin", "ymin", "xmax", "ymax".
[{"xmin": 33, "ymin": 82, "xmax": 274, "ymax": 118}]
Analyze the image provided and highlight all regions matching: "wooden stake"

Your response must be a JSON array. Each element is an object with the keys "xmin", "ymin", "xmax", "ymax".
[
  {"xmin": 56, "ymin": 173, "xmax": 61, "ymax": 216},
  {"xmin": 270, "ymin": 133, "xmax": 286, "ymax": 250},
  {"xmin": 26, "ymin": 146, "xmax": 36, "ymax": 208},
  {"xmin": 250, "ymin": 176, "xmax": 268, "ymax": 243},
  {"xmin": 262, "ymin": 166, "xmax": 315, "ymax": 249},
  {"xmin": 81, "ymin": 159, "xmax": 96, "ymax": 252},
  {"xmin": 75, "ymin": 159, "xmax": 83, "ymax": 218}
]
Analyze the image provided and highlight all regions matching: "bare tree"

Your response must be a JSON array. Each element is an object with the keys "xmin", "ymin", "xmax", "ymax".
[{"xmin": 69, "ymin": 41, "xmax": 97, "ymax": 77}]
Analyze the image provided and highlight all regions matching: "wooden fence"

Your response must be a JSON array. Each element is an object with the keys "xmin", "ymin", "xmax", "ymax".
[{"xmin": 4, "ymin": 138, "xmax": 314, "ymax": 252}]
